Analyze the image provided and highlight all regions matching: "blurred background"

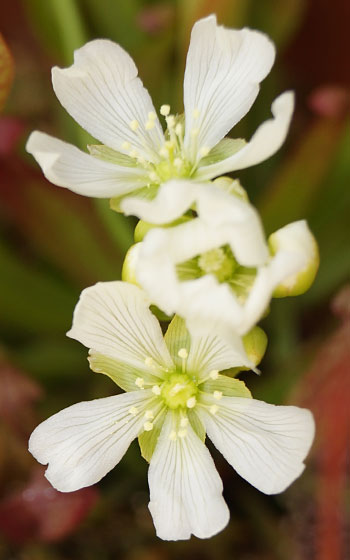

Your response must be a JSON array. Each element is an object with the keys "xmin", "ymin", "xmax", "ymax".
[{"xmin": 0, "ymin": 0, "xmax": 349, "ymax": 559}]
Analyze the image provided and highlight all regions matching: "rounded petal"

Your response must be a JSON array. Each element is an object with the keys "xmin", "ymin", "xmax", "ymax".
[
  {"xmin": 52, "ymin": 39, "xmax": 164, "ymax": 161},
  {"xmin": 196, "ymin": 92, "xmax": 295, "ymax": 180},
  {"xmin": 201, "ymin": 396, "xmax": 315, "ymax": 495},
  {"xmin": 29, "ymin": 391, "xmax": 154, "ymax": 492},
  {"xmin": 67, "ymin": 281, "xmax": 173, "ymax": 375},
  {"xmin": 148, "ymin": 412, "xmax": 229, "ymax": 540},
  {"xmin": 26, "ymin": 131, "xmax": 148, "ymax": 197},
  {"xmin": 183, "ymin": 15, "xmax": 275, "ymax": 159}
]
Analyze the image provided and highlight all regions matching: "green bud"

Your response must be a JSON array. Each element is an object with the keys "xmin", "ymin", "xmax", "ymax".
[
  {"xmin": 134, "ymin": 215, "xmax": 192, "ymax": 243},
  {"xmin": 121, "ymin": 243, "xmax": 141, "ymax": 286},
  {"xmin": 242, "ymin": 326, "xmax": 268, "ymax": 367},
  {"xmin": 269, "ymin": 220, "xmax": 319, "ymax": 298},
  {"xmin": 213, "ymin": 177, "xmax": 249, "ymax": 202}
]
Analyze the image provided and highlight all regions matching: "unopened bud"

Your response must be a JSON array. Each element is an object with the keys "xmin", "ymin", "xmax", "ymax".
[
  {"xmin": 121, "ymin": 243, "xmax": 141, "ymax": 286},
  {"xmin": 243, "ymin": 326, "xmax": 268, "ymax": 367},
  {"xmin": 213, "ymin": 177, "xmax": 249, "ymax": 202}
]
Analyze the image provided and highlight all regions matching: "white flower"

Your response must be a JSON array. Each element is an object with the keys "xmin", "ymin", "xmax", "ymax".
[
  {"xmin": 26, "ymin": 14, "xmax": 293, "ymax": 220},
  {"xmin": 129, "ymin": 182, "xmax": 317, "ymax": 343},
  {"xmin": 29, "ymin": 281, "xmax": 314, "ymax": 541}
]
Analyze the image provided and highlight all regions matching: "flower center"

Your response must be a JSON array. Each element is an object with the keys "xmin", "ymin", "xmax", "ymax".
[
  {"xmin": 161, "ymin": 373, "xmax": 198, "ymax": 409},
  {"xmin": 198, "ymin": 247, "xmax": 238, "ymax": 282}
]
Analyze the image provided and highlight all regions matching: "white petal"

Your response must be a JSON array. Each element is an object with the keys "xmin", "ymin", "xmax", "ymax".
[
  {"xmin": 52, "ymin": 39, "xmax": 164, "ymax": 161},
  {"xmin": 29, "ymin": 390, "xmax": 154, "ymax": 492},
  {"xmin": 148, "ymin": 412, "xmax": 229, "ymax": 540},
  {"xmin": 196, "ymin": 92, "xmax": 294, "ymax": 180},
  {"xmin": 26, "ymin": 131, "xmax": 148, "ymax": 197},
  {"xmin": 183, "ymin": 15, "xmax": 275, "ymax": 159},
  {"xmin": 67, "ymin": 281, "xmax": 173, "ymax": 374},
  {"xmin": 201, "ymin": 396, "xmax": 315, "ymax": 495}
]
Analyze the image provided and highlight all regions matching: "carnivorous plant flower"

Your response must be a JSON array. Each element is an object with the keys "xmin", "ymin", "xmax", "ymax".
[
  {"xmin": 29, "ymin": 281, "xmax": 315, "ymax": 541},
  {"xmin": 26, "ymin": 14, "xmax": 294, "ymax": 220}
]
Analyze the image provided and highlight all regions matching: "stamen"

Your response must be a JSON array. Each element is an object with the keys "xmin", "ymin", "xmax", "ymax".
[
  {"xmin": 128, "ymin": 406, "xmax": 138, "ymax": 416},
  {"xmin": 145, "ymin": 410, "xmax": 154, "ymax": 420},
  {"xmin": 166, "ymin": 115, "xmax": 175, "ymax": 128},
  {"xmin": 152, "ymin": 385, "xmax": 161, "ymax": 395},
  {"xmin": 143, "ymin": 421, "xmax": 154, "ymax": 431},
  {"xmin": 122, "ymin": 141, "xmax": 131, "ymax": 150},
  {"xmin": 160, "ymin": 104, "xmax": 171, "ymax": 116},
  {"xmin": 169, "ymin": 430, "xmax": 177, "ymax": 441},
  {"xmin": 209, "ymin": 370, "xmax": 219, "ymax": 380},
  {"xmin": 175, "ymin": 123, "xmax": 183, "ymax": 137},
  {"xmin": 178, "ymin": 348, "xmax": 188, "ymax": 359},
  {"xmin": 159, "ymin": 146, "xmax": 168, "ymax": 158},
  {"xmin": 186, "ymin": 396, "xmax": 196, "ymax": 409},
  {"xmin": 174, "ymin": 158, "xmax": 182, "ymax": 169},
  {"xmin": 149, "ymin": 171, "xmax": 159, "ymax": 183},
  {"xmin": 178, "ymin": 429, "xmax": 187, "ymax": 438},
  {"xmin": 199, "ymin": 146, "xmax": 210, "ymax": 157},
  {"xmin": 210, "ymin": 405, "xmax": 218, "ymax": 415},
  {"xmin": 145, "ymin": 357, "xmax": 153, "ymax": 367},
  {"xmin": 129, "ymin": 119, "xmax": 139, "ymax": 131},
  {"xmin": 135, "ymin": 377, "xmax": 145, "ymax": 389},
  {"xmin": 129, "ymin": 149, "xmax": 139, "ymax": 159},
  {"xmin": 165, "ymin": 140, "xmax": 174, "ymax": 149},
  {"xmin": 148, "ymin": 111, "xmax": 157, "ymax": 121},
  {"xmin": 193, "ymin": 108, "xmax": 200, "ymax": 119},
  {"xmin": 180, "ymin": 417, "xmax": 189, "ymax": 428},
  {"xmin": 191, "ymin": 128, "xmax": 199, "ymax": 137},
  {"xmin": 145, "ymin": 120, "xmax": 155, "ymax": 130},
  {"xmin": 213, "ymin": 391, "xmax": 223, "ymax": 400}
]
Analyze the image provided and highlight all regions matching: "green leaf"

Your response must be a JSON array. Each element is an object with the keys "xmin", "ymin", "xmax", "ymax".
[{"xmin": 0, "ymin": 33, "xmax": 14, "ymax": 112}]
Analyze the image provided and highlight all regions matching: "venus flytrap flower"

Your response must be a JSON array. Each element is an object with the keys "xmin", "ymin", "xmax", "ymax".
[
  {"xmin": 127, "ymin": 182, "xmax": 318, "ymax": 346},
  {"xmin": 29, "ymin": 281, "xmax": 314, "ymax": 541},
  {"xmin": 25, "ymin": 14, "xmax": 293, "ymax": 221}
]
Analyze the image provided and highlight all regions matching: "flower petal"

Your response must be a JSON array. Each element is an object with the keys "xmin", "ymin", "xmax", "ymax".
[
  {"xmin": 67, "ymin": 281, "xmax": 173, "ymax": 376},
  {"xmin": 29, "ymin": 391, "xmax": 154, "ymax": 492},
  {"xmin": 201, "ymin": 396, "xmax": 315, "ymax": 494},
  {"xmin": 196, "ymin": 92, "xmax": 295, "ymax": 179},
  {"xmin": 26, "ymin": 131, "xmax": 148, "ymax": 197},
  {"xmin": 183, "ymin": 15, "xmax": 275, "ymax": 159},
  {"xmin": 148, "ymin": 412, "xmax": 229, "ymax": 540},
  {"xmin": 52, "ymin": 39, "xmax": 164, "ymax": 161}
]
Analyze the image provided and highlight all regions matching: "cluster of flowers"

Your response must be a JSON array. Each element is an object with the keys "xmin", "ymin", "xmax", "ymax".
[{"xmin": 27, "ymin": 16, "xmax": 318, "ymax": 541}]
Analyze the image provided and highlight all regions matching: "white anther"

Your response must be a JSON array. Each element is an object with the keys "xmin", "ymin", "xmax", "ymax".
[
  {"xmin": 128, "ymin": 406, "xmax": 138, "ymax": 416},
  {"xmin": 145, "ymin": 357, "xmax": 153, "ymax": 367},
  {"xmin": 166, "ymin": 115, "xmax": 175, "ymax": 128},
  {"xmin": 180, "ymin": 417, "xmax": 189, "ymax": 428},
  {"xmin": 186, "ymin": 397, "xmax": 196, "ymax": 409},
  {"xmin": 200, "ymin": 146, "xmax": 210, "ymax": 157},
  {"xmin": 178, "ymin": 429, "xmax": 187, "ymax": 438},
  {"xmin": 135, "ymin": 377, "xmax": 145, "ymax": 388},
  {"xmin": 129, "ymin": 149, "xmax": 139, "ymax": 159},
  {"xmin": 213, "ymin": 390, "xmax": 223, "ymax": 400},
  {"xmin": 145, "ymin": 410, "xmax": 154, "ymax": 420},
  {"xmin": 169, "ymin": 430, "xmax": 177, "ymax": 441},
  {"xmin": 210, "ymin": 405, "xmax": 218, "ymax": 415},
  {"xmin": 193, "ymin": 108, "xmax": 200, "ymax": 119},
  {"xmin": 152, "ymin": 385, "xmax": 161, "ymax": 395},
  {"xmin": 174, "ymin": 158, "xmax": 182, "ymax": 169},
  {"xmin": 191, "ymin": 128, "xmax": 199, "ymax": 137},
  {"xmin": 145, "ymin": 120, "xmax": 155, "ymax": 130},
  {"xmin": 159, "ymin": 147, "xmax": 168, "ymax": 158},
  {"xmin": 129, "ymin": 119, "xmax": 139, "ymax": 131},
  {"xmin": 165, "ymin": 140, "xmax": 174, "ymax": 149},
  {"xmin": 178, "ymin": 348, "xmax": 188, "ymax": 359},
  {"xmin": 148, "ymin": 111, "xmax": 157, "ymax": 121},
  {"xmin": 160, "ymin": 104, "xmax": 170, "ymax": 116},
  {"xmin": 122, "ymin": 141, "xmax": 131, "ymax": 150},
  {"xmin": 143, "ymin": 421, "xmax": 154, "ymax": 431},
  {"xmin": 175, "ymin": 123, "xmax": 183, "ymax": 136},
  {"xmin": 209, "ymin": 370, "xmax": 219, "ymax": 380},
  {"xmin": 149, "ymin": 171, "xmax": 159, "ymax": 182}
]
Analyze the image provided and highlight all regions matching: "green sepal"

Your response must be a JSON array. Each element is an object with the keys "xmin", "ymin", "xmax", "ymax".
[
  {"xmin": 138, "ymin": 408, "xmax": 167, "ymax": 463},
  {"xmin": 88, "ymin": 351, "xmax": 160, "ymax": 392},
  {"xmin": 200, "ymin": 375, "xmax": 252, "ymax": 398},
  {"xmin": 200, "ymin": 138, "xmax": 246, "ymax": 166},
  {"xmin": 164, "ymin": 315, "xmax": 191, "ymax": 370}
]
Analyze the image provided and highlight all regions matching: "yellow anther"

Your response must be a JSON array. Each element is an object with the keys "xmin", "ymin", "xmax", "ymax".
[
  {"xmin": 180, "ymin": 417, "xmax": 189, "ymax": 428},
  {"xmin": 178, "ymin": 429, "xmax": 187, "ymax": 438},
  {"xmin": 148, "ymin": 111, "xmax": 157, "ymax": 121},
  {"xmin": 145, "ymin": 410, "xmax": 154, "ymax": 420},
  {"xmin": 175, "ymin": 123, "xmax": 183, "ymax": 136},
  {"xmin": 186, "ymin": 396, "xmax": 196, "ymax": 409},
  {"xmin": 193, "ymin": 108, "xmax": 200, "ymax": 119},
  {"xmin": 166, "ymin": 115, "xmax": 175, "ymax": 128},
  {"xmin": 129, "ymin": 150, "xmax": 139, "ymax": 159},
  {"xmin": 210, "ymin": 405, "xmax": 219, "ymax": 415},
  {"xmin": 200, "ymin": 146, "xmax": 210, "ymax": 157},
  {"xmin": 152, "ymin": 385, "xmax": 161, "ymax": 395},
  {"xmin": 209, "ymin": 370, "xmax": 219, "ymax": 380},
  {"xmin": 165, "ymin": 140, "xmax": 174, "ymax": 149},
  {"xmin": 145, "ymin": 120, "xmax": 155, "ymax": 130},
  {"xmin": 159, "ymin": 147, "xmax": 168, "ymax": 158},
  {"xmin": 178, "ymin": 348, "xmax": 188, "ymax": 359},
  {"xmin": 149, "ymin": 171, "xmax": 159, "ymax": 182},
  {"xmin": 213, "ymin": 390, "xmax": 223, "ymax": 400},
  {"xmin": 160, "ymin": 104, "xmax": 170, "ymax": 116},
  {"xmin": 129, "ymin": 119, "xmax": 139, "ymax": 131},
  {"xmin": 135, "ymin": 377, "xmax": 145, "ymax": 388},
  {"xmin": 145, "ymin": 357, "xmax": 153, "ymax": 367},
  {"xmin": 122, "ymin": 141, "xmax": 131, "ymax": 150},
  {"xmin": 128, "ymin": 406, "xmax": 138, "ymax": 416},
  {"xmin": 169, "ymin": 430, "xmax": 177, "ymax": 441},
  {"xmin": 191, "ymin": 128, "xmax": 199, "ymax": 137},
  {"xmin": 143, "ymin": 421, "xmax": 154, "ymax": 431}
]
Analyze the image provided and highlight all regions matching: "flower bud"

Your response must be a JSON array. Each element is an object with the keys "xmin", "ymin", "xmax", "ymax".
[
  {"xmin": 121, "ymin": 243, "xmax": 141, "ymax": 285},
  {"xmin": 269, "ymin": 220, "xmax": 319, "ymax": 298},
  {"xmin": 243, "ymin": 326, "xmax": 268, "ymax": 367},
  {"xmin": 134, "ymin": 216, "xmax": 192, "ymax": 243},
  {"xmin": 213, "ymin": 177, "xmax": 249, "ymax": 202}
]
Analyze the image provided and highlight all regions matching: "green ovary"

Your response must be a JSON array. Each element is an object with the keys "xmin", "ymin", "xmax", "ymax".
[
  {"xmin": 155, "ymin": 158, "xmax": 192, "ymax": 182},
  {"xmin": 161, "ymin": 373, "xmax": 198, "ymax": 409},
  {"xmin": 198, "ymin": 246, "xmax": 238, "ymax": 283}
]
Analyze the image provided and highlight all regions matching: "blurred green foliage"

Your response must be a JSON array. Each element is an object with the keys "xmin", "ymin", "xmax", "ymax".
[{"xmin": 0, "ymin": 0, "xmax": 349, "ymax": 558}]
